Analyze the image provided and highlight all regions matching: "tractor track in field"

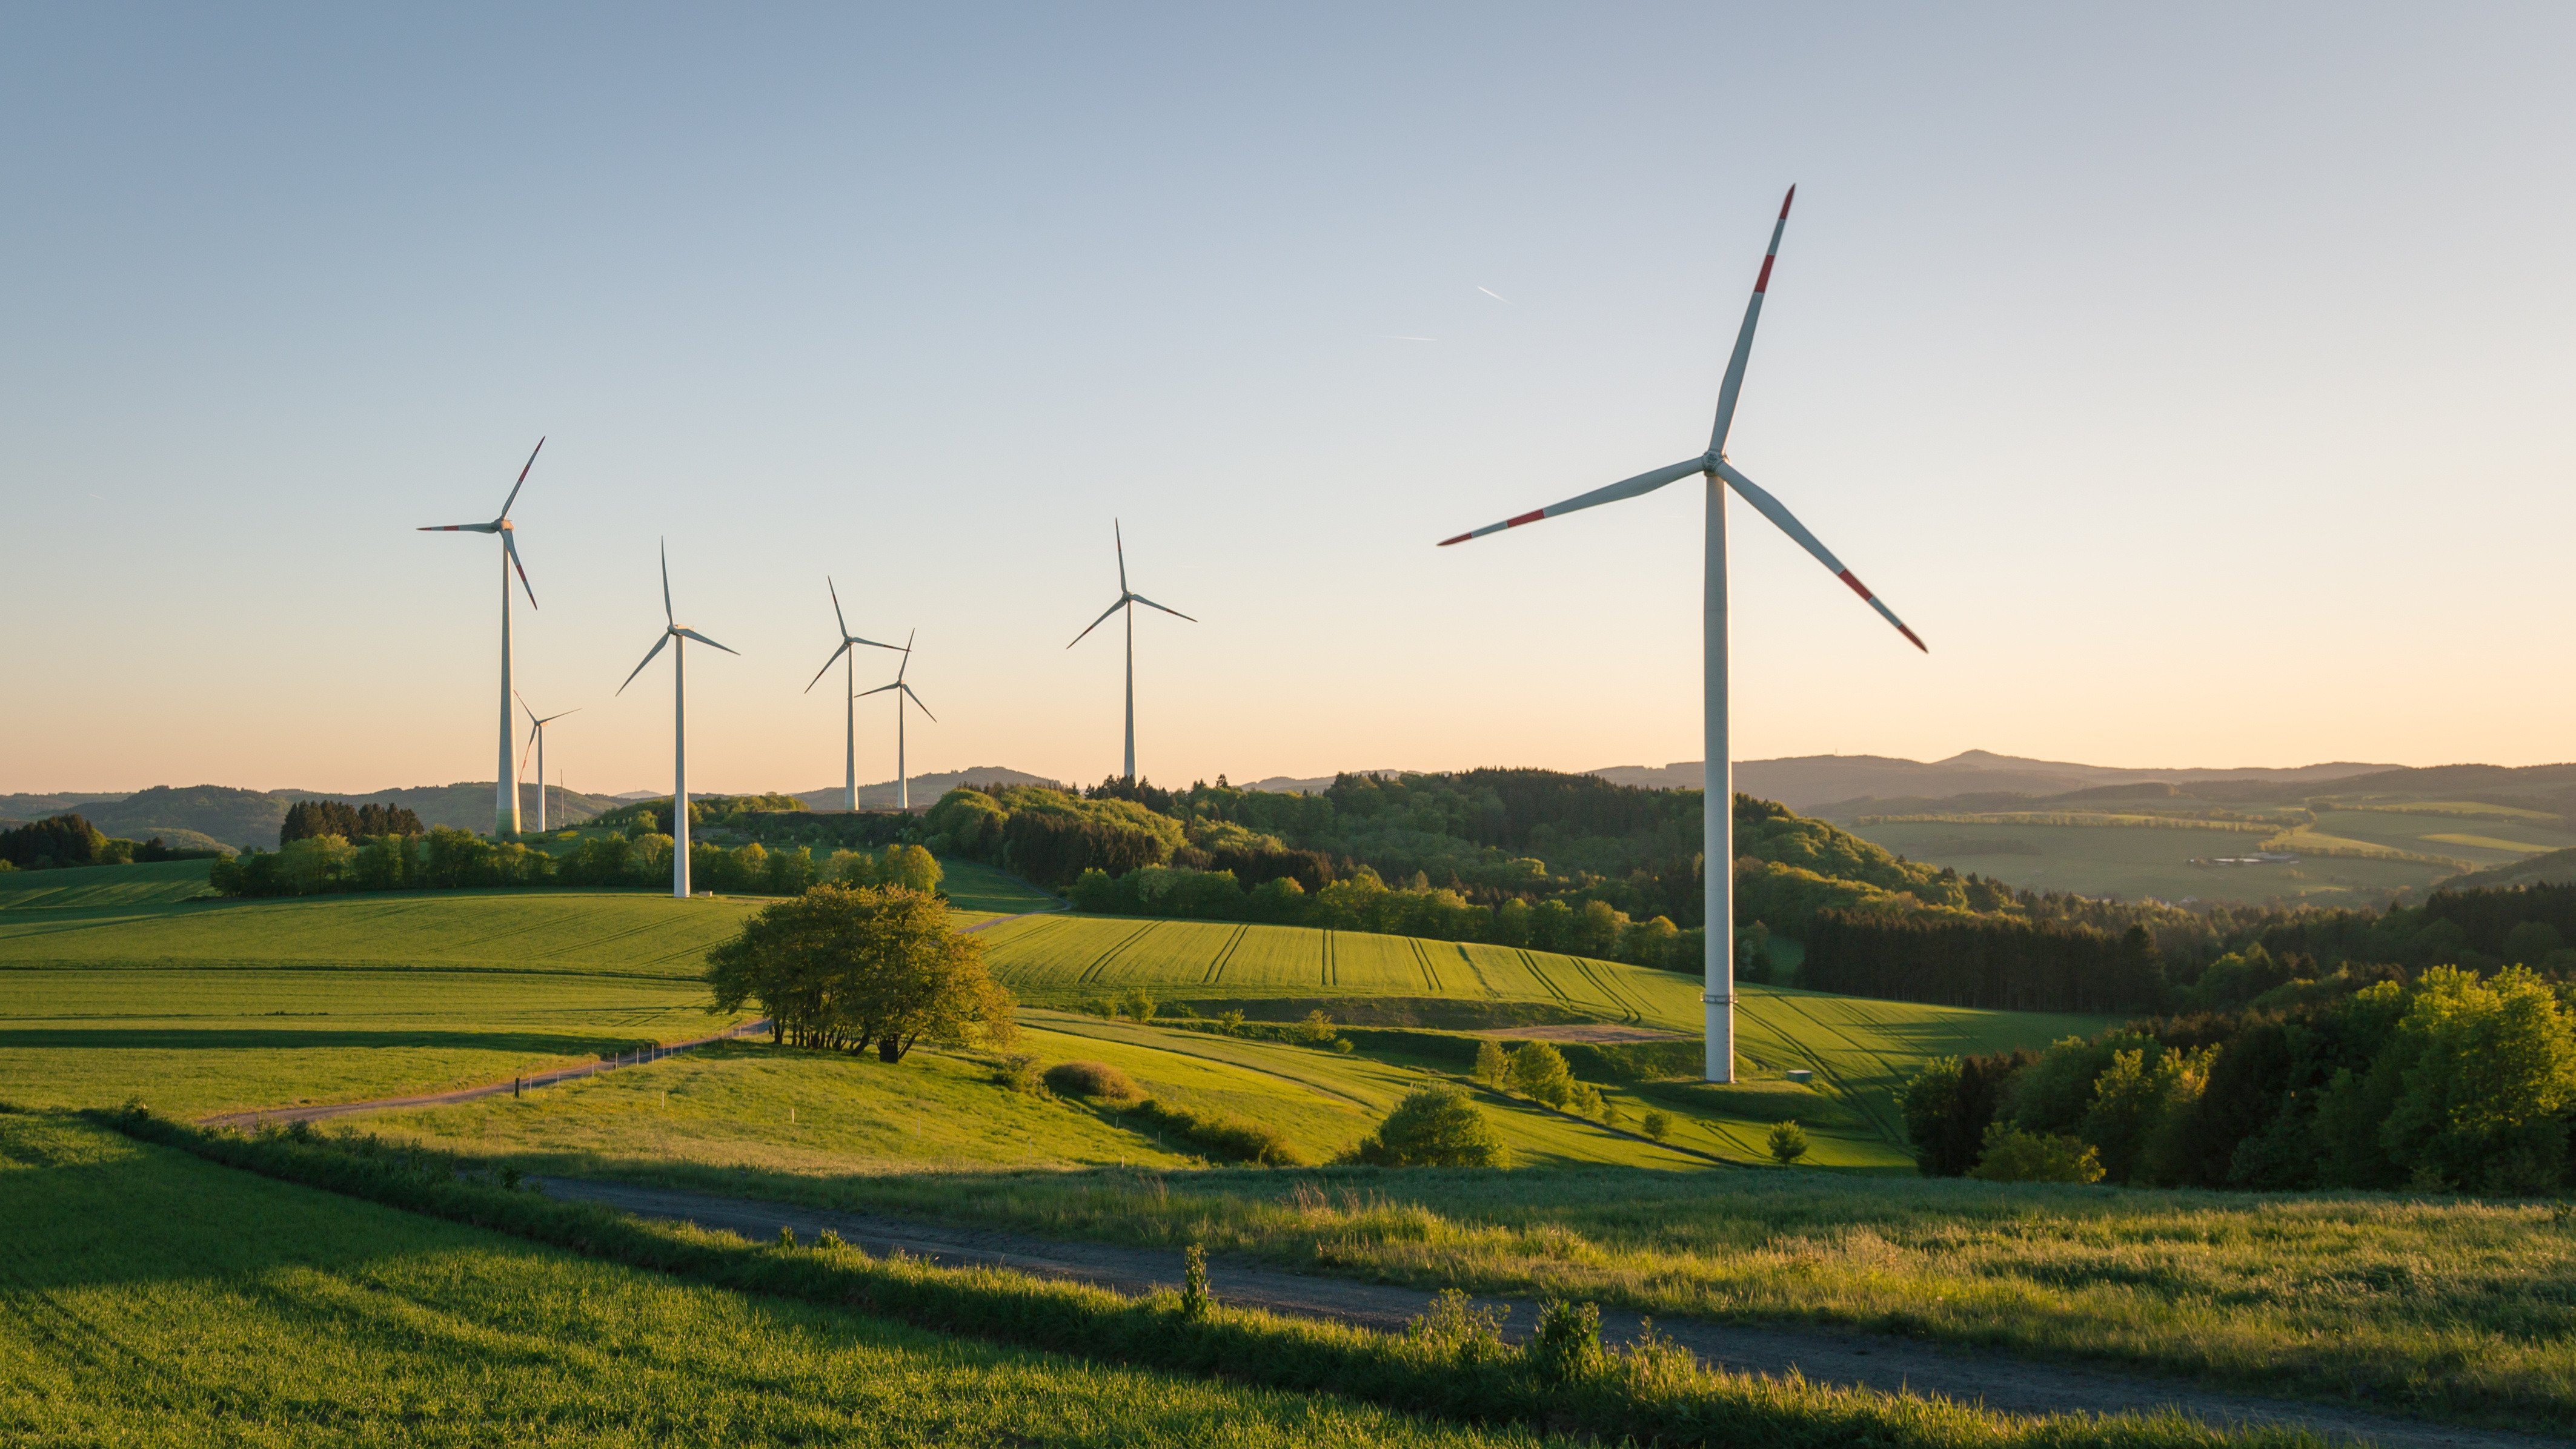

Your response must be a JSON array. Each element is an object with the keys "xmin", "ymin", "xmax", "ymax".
[
  {"xmin": 1203, "ymin": 924, "xmax": 1250, "ymax": 986},
  {"xmin": 536, "ymin": 1176, "xmax": 2552, "ymax": 1449}
]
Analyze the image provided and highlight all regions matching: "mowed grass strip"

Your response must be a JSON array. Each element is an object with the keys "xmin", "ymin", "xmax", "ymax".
[
  {"xmin": 0, "ymin": 889, "xmax": 768, "ymax": 976},
  {"xmin": 0, "ymin": 966, "xmax": 737, "ymax": 1118},
  {"xmin": 374, "ymin": 1038, "xmax": 1201, "ymax": 1176},
  {"xmin": 0, "ymin": 1112, "xmax": 1559, "ymax": 1449},
  {"xmin": 731, "ymin": 1153, "xmax": 2576, "ymax": 1436},
  {"xmin": 0, "ymin": 858, "xmax": 217, "ymax": 910},
  {"xmin": 373, "ymin": 1018, "xmax": 1716, "ymax": 1176}
]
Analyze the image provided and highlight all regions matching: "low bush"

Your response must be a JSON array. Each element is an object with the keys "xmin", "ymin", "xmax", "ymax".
[
  {"xmin": 1351, "ymin": 1086, "xmax": 1509, "ymax": 1168},
  {"xmin": 1970, "ymin": 1125, "xmax": 2104, "ymax": 1184},
  {"xmin": 1043, "ymin": 1060, "xmax": 1141, "ymax": 1100}
]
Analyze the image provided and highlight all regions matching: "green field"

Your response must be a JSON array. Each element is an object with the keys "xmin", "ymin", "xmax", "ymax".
[
  {"xmin": 0, "ymin": 857, "xmax": 219, "ymax": 911},
  {"xmin": 0, "ymin": 889, "xmax": 772, "ymax": 1116},
  {"xmin": 983, "ymin": 913, "xmax": 1710, "ymax": 1026},
  {"xmin": 1843, "ymin": 819, "xmax": 2438, "ymax": 905},
  {"xmin": 0, "ymin": 1112, "xmax": 1554, "ymax": 1448},
  {"xmin": 743, "ymin": 1147, "xmax": 2576, "ymax": 1434}
]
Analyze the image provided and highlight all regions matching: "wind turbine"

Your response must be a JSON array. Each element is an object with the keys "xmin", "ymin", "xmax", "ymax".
[
  {"xmin": 616, "ymin": 542, "xmax": 739, "ymax": 898},
  {"xmin": 417, "ymin": 437, "xmax": 545, "ymax": 837},
  {"xmin": 856, "ymin": 632, "xmax": 934, "ymax": 811},
  {"xmin": 1435, "ymin": 187, "xmax": 1925, "ymax": 1084},
  {"xmin": 1067, "ymin": 520, "xmax": 1195, "ymax": 784},
  {"xmin": 514, "ymin": 692, "xmax": 579, "ymax": 833},
  {"xmin": 802, "ymin": 578, "xmax": 903, "ymax": 812}
]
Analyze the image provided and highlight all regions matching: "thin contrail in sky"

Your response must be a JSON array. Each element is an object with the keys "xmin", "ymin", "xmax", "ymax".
[{"xmin": 1476, "ymin": 285, "xmax": 1513, "ymax": 303}]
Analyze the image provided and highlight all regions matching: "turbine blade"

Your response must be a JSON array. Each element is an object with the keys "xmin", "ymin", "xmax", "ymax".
[
  {"xmin": 828, "ymin": 576, "xmax": 849, "ymax": 639},
  {"xmin": 855, "ymin": 682, "xmax": 900, "ymax": 698},
  {"xmin": 1067, "ymin": 597, "xmax": 1124, "ymax": 648},
  {"xmin": 505, "ymin": 531, "xmax": 537, "ymax": 609},
  {"xmin": 1715, "ymin": 459, "xmax": 1926, "ymax": 652},
  {"xmin": 659, "ymin": 540, "xmax": 673, "ymax": 626},
  {"xmin": 1435, "ymin": 457, "xmax": 1706, "ymax": 546},
  {"xmin": 417, "ymin": 522, "xmax": 500, "ymax": 532},
  {"xmin": 499, "ymin": 436, "xmax": 545, "ymax": 520},
  {"xmin": 520, "ymin": 720, "xmax": 539, "ymax": 778},
  {"xmin": 616, "ymin": 631, "xmax": 672, "ymax": 695},
  {"xmin": 849, "ymin": 634, "xmax": 901, "ymax": 651},
  {"xmin": 901, "ymin": 681, "xmax": 937, "ymax": 722},
  {"xmin": 896, "ymin": 629, "xmax": 914, "ymax": 682},
  {"xmin": 1128, "ymin": 593, "xmax": 1196, "ymax": 622},
  {"xmin": 675, "ymin": 627, "xmax": 737, "ymax": 656},
  {"xmin": 543, "ymin": 708, "xmax": 580, "ymax": 724},
  {"xmin": 1115, "ymin": 519, "xmax": 1129, "ymax": 594},
  {"xmin": 805, "ymin": 640, "xmax": 851, "ymax": 694},
  {"xmin": 516, "ymin": 689, "xmax": 536, "ymax": 723},
  {"xmin": 1709, "ymin": 186, "xmax": 1794, "ymax": 457}
]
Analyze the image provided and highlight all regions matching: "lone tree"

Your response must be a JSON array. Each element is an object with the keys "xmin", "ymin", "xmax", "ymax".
[{"xmin": 706, "ymin": 884, "xmax": 1014, "ymax": 1061}]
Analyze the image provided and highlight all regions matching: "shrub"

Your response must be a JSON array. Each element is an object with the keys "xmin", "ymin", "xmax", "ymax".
[
  {"xmin": 1292, "ymin": 1009, "xmax": 1338, "ymax": 1047},
  {"xmin": 1044, "ymin": 1060, "xmax": 1141, "ymax": 1100},
  {"xmin": 1180, "ymin": 1242, "xmax": 1212, "ymax": 1320},
  {"xmin": 1129, "ymin": 1098, "xmax": 1300, "ymax": 1165},
  {"xmin": 1119, "ymin": 988, "xmax": 1158, "ymax": 1023},
  {"xmin": 992, "ymin": 1054, "xmax": 1043, "ymax": 1094},
  {"xmin": 1351, "ymin": 1085, "xmax": 1509, "ymax": 1167},
  {"xmin": 1473, "ymin": 1039, "xmax": 1509, "ymax": 1088},
  {"xmin": 1641, "ymin": 1110, "xmax": 1674, "ymax": 1142},
  {"xmin": 1767, "ymin": 1119, "xmax": 1808, "ymax": 1165},
  {"xmin": 1968, "ymin": 1124, "xmax": 2104, "ymax": 1184}
]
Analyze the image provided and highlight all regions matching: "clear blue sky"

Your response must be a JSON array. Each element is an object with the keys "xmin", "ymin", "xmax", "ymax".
[{"xmin": 7, "ymin": 4, "xmax": 2572, "ymax": 795}]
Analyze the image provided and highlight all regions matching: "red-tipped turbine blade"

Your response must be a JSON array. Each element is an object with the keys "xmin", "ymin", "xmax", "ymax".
[
  {"xmin": 1435, "ymin": 457, "xmax": 1706, "ymax": 546},
  {"xmin": 499, "ymin": 437, "xmax": 544, "ymax": 520},
  {"xmin": 1713, "ymin": 459, "xmax": 1926, "ymax": 652},
  {"xmin": 1708, "ymin": 186, "xmax": 1795, "ymax": 458},
  {"xmin": 505, "ymin": 532, "xmax": 537, "ymax": 609}
]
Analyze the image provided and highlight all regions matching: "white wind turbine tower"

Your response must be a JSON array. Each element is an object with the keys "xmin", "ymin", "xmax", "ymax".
[
  {"xmin": 855, "ymin": 632, "xmax": 934, "ymax": 811},
  {"xmin": 802, "ymin": 578, "xmax": 904, "ymax": 812},
  {"xmin": 514, "ymin": 692, "xmax": 579, "ymax": 833},
  {"xmin": 1436, "ymin": 187, "xmax": 1925, "ymax": 1084},
  {"xmin": 417, "ymin": 438, "xmax": 545, "ymax": 837},
  {"xmin": 616, "ymin": 543, "xmax": 739, "ymax": 898},
  {"xmin": 1067, "ymin": 520, "xmax": 1195, "ymax": 784}
]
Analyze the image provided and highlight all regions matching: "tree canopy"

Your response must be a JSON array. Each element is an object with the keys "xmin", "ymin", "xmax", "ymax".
[{"xmin": 705, "ymin": 884, "xmax": 1014, "ymax": 1061}]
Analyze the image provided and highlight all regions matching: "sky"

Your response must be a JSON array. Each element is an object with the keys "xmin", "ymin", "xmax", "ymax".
[{"xmin": 6, "ymin": 4, "xmax": 2573, "ymax": 797}]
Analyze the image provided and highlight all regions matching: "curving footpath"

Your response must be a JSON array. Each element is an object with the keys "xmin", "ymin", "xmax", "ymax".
[{"xmin": 539, "ymin": 1175, "xmax": 2560, "ymax": 1449}]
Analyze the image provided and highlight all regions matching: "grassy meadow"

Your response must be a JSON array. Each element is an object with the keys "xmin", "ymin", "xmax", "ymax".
[
  {"xmin": 0, "ymin": 1111, "xmax": 1569, "ymax": 1449},
  {"xmin": 1847, "ymin": 818, "xmax": 2451, "ymax": 906},
  {"xmin": 657, "ymin": 1148, "xmax": 2576, "ymax": 1434},
  {"xmin": 0, "ymin": 886, "xmax": 772, "ymax": 1116}
]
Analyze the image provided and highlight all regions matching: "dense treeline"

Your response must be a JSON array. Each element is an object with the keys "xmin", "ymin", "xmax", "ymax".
[
  {"xmin": 0, "ymin": 813, "xmax": 228, "ymax": 872},
  {"xmin": 279, "ymin": 800, "xmax": 422, "ymax": 845},
  {"xmin": 211, "ymin": 824, "xmax": 940, "ymax": 900},
  {"xmin": 1803, "ymin": 913, "xmax": 2166, "ymax": 1013},
  {"xmin": 1902, "ymin": 950, "xmax": 2576, "ymax": 1193}
]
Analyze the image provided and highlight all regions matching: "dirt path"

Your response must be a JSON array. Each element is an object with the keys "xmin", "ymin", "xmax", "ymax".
[
  {"xmin": 539, "ymin": 1175, "xmax": 2560, "ymax": 1449},
  {"xmin": 198, "ymin": 1019, "xmax": 774, "ymax": 1130}
]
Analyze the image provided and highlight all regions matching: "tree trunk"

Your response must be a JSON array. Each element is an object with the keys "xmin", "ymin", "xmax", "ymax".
[{"xmin": 878, "ymin": 1036, "xmax": 901, "ymax": 1063}]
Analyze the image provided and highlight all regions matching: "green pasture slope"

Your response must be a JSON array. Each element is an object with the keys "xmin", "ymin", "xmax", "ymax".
[
  {"xmin": 0, "ymin": 884, "xmax": 775, "ymax": 1116},
  {"xmin": 0, "ymin": 1112, "xmax": 1547, "ymax": 1449},
  {"xmin": 1841, "ymin": 793, "xmax": 2576, "ymax": 907},
  {"xmin": 976, "ymin": 914, "xmax": 2108, "ymax": 1169}
]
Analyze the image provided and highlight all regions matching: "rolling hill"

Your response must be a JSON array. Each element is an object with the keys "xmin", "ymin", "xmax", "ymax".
[{"xmin": 24, "ymin": 782, "xmax": 628, "ymax": 851}]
